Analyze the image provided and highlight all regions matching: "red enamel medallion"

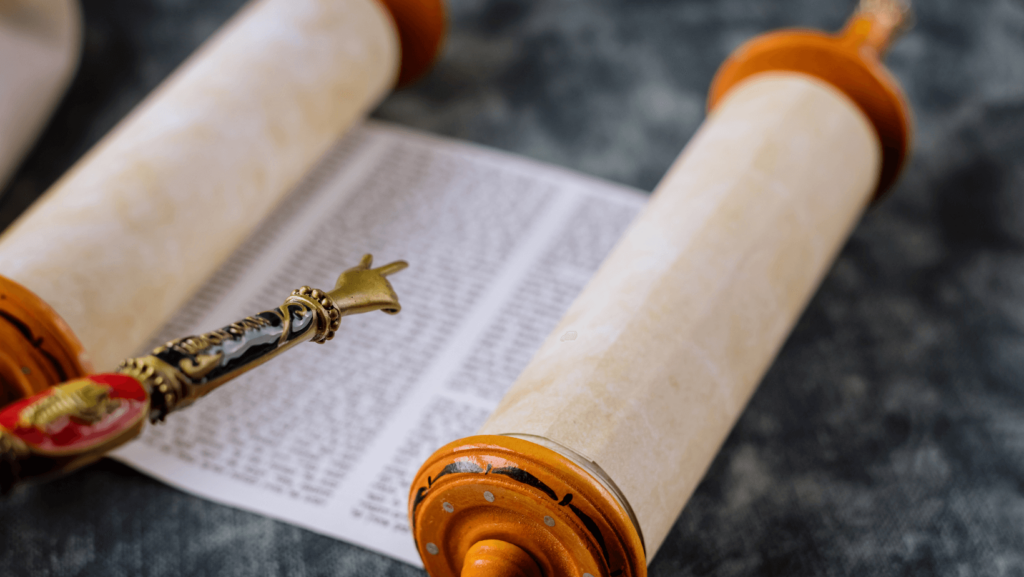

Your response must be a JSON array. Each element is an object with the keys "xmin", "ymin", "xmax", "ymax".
[{"xmin": 0, "ymin": 374, "xmax": 149, "ymax": 455}]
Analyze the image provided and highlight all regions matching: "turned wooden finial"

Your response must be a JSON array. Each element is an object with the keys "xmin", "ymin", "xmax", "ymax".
[{"xmin": 461, "ymin": 540, "xmax": 542, "ymax": 577}]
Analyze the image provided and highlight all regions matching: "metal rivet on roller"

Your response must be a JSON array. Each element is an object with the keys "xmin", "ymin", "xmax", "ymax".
[
  {"xmin": 483, "ymin": 491, "xmax": 495, "ymax": 502},
  {"xmin": 426, "ymin": 543, "xmax": 439, "ymax": 555},
  {"xmin": 544, "ymin": 516, "xmax": 555, "ymax": 527},
  {"xmin": 442, "ymin": 501, "xmax": 454, "ymax": 513}
]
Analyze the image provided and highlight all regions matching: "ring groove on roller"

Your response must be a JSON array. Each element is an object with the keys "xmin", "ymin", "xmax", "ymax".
[
  {"xmin": 504, "ymin": 433, "xmax": 645, "ymax": 554},
  {"xmin": 410, "ymin": 435, "xmax": 646, "ymax": 577}
]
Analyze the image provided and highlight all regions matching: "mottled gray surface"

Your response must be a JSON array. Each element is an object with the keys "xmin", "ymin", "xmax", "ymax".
[{"xmin": 2, "ymin": 0, "xmax": 1023, "ymax": 575}]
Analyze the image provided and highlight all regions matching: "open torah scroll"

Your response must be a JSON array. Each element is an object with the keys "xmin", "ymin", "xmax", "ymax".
[{"xmin": 113, "ymin": 122, "xmax": 646, "ymax": 566}]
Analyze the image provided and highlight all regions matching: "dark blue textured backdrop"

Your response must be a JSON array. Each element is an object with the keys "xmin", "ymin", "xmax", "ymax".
[{"xmin": 1, "ymin": 0, "xmax": 1023, "ymax": 575}]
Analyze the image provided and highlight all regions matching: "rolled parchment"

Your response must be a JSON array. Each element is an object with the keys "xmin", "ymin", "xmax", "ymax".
[
  {"xmin": 479, "ymin": 72, "xmax": 880, "ymax": 555},
  {"xmin": 410, "ymin": 3, "xmax": 911, "ymax": 576},
  {"xmin": 0, "ymin": 0, "xmax": 443, "ymax": 376},
  {"xmin": 0, "ymin": 0, "xmax": 81, "ymax": 190}
]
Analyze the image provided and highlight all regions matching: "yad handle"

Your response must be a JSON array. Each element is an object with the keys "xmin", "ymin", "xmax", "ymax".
[
  {"xmin": 117, "ymin": 254, "xmax": 408, "ymax": 422},
  {"xmin": 0, "ymin": 255, "xmax": 406, "ymax": 494}
]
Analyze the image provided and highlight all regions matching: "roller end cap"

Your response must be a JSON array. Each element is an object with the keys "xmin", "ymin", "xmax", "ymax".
[
  {"xmin": 377, "ymin": 0, "xmax": 447, "ymax": 87},
  {"xmin": 708, "ymin": 4, "xmax": 913, "ymax": 200},
  {"xmin": 409, "ymin": 435, "xmax": 645, "ymax": 577},
  {"xmin": 0, "ymin": 275, "xmax": 92, "ymax": 404}
]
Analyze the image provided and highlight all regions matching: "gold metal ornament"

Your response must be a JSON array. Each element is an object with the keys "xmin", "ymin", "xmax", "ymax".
[{"xmin": 17, "ymin": 380, "xmax": 121, "ymax": 432}]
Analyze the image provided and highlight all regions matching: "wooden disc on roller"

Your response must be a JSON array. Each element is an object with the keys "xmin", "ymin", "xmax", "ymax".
[
  {"xmin": 409, "ymin": 435, "xmax": 646, "ymax": 577},
  {"xmin": 708, "ymin": 7, "xmax": 912, "ymax": 199},
  {"xmin": 0, "ymin": 276, "xmax": 91, "ymax": 403}
]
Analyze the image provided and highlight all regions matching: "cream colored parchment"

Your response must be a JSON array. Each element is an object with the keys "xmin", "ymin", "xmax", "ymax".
[
  {"xmin": 0, "ymin": 0, "xmax": 399, "ymax": 370},
  {"xmin": 0, "ymin": 0, "xmax": 81, "ymax": 189},
  {"xmin": 480, "ymin": 73, "xmax": 883, "ymax": 558}
]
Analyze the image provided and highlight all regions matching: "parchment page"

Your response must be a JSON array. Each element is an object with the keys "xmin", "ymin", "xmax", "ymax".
[{"xmin": 112, "ymin": 122, "xmax": 645, "ymax": 566}]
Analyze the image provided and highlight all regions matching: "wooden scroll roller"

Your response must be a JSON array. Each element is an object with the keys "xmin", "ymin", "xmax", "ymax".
[
  {"xmin": 0, "ymin": 0, "xmax": 445, "ymax": 404},
  {"xmin": 409, "ymin": 1, "xmax": 912, "ymax": 576}
]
